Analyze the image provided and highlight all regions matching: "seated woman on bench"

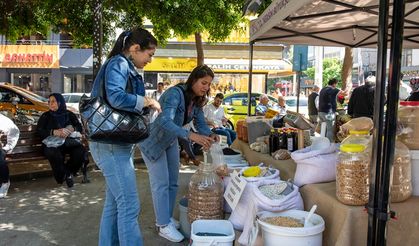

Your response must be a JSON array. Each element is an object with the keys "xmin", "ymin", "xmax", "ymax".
[{"xmin": 37, "ymin": 93, "xmax": 86, "ymax": 188}]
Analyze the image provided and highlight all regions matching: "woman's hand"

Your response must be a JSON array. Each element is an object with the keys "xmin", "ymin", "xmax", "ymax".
[
  {"xmin": 189, "ymin": 132, "xmax": 214, "ymax": 151},
  {"xmin": 210, "ymin": 133, "xmax": 220, "ymax": 143},
  {"xmin": 53, "ymin": 128, "xmax": 71, "ymax": 138},
  {"xmin": 144, "ymin": 97, "xmax": 161, "ymax": 113}
]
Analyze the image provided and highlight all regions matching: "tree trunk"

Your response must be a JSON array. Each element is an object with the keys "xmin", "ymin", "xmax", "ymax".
[
  {"xmin": 195, "ymin": 32, "xmax": 204, "ymax": 66},
  {"xmin": 341, "ymin": 47, "xmax": 353, "ymax": 92}
]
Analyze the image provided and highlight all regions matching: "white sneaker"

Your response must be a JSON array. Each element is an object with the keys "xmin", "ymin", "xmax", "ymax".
[
  {"xmin": 0, "ymin": 181, "xmax": 10, "ymax": 198},
  {"xmin": 158, "ymin": 223, "xmax": 184, "ymax": 243},
  {"xmin": 170, "ymin": 217, "xmax": 180, "ymax": 229}
]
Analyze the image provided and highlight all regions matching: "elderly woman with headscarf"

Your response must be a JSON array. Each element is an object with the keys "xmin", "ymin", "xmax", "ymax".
[
  {"xmin": 37, "ymin": 93, "xmax": 85, "ymax": 187},
  {"xmin": 407, "ymin": 77, "xmax": 419, "ymax": 101}
]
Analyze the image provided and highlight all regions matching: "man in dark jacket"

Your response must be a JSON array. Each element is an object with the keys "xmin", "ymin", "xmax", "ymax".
[
  {"xmin": 318, "ymin": 78, "xmax": 343, "ymax": 142},
  {"xmin": 348, "ymin": 76, "xmax": 376, "ymax": 118}
]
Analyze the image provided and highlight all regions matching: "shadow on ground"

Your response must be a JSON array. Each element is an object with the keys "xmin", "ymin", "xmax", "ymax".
[{"xmin": 0, "ymin": 163, "xmax": 198, "ymax": 246}]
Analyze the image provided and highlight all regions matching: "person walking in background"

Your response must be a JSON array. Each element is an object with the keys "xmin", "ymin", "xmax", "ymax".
[
  {"xmin": 139, "ymin": 65, "xmax": 219, "ymax": 243},
  {"xmin": 88, "ymin": 27, "xmax": 160, "ymax": 246},
  {"xmin": 204, "ymin": 93, "xmax": 236, "ymax": 146},
  {"xmin": 37, "ymin": 93, "xmax": 86, "ymax": 188},
  {"xmin": 407, "ymin": 77, "xmax": 419, "ymax": 101},
  {"xmin": 308, "ymin": 85, "xmax": 320, "ymax": 124},
  {"xmin": 348, "ymin": 75, "xmax": 376, "ymax": 118},
  {"xmin": 151, "ymin": 82, "xmax": 165, "ymax": 101},
  {"xmin": 0, "ymin": 112, "xmax": 20, "ymax": 198},
  {"xmin": 256, "ymin": 94, "xmax": 270, "ymax": 116},
  {"xmin": 318, "ymin": 78, "xmax": 345, "ymax": 142}
]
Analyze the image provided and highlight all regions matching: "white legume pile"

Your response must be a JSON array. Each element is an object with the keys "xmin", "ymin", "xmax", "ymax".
[
  {"xmin": 258, "ymin": 183, "xmax": 287, "ymax": 200},
  {"xmin": 263, "ymin": 216, "xmax": 304, "ymax": 227}
]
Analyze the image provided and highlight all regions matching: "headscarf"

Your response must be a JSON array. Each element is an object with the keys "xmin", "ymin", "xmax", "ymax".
[
  {"xmin": 409, "ymin": 77, "xmax": 419, "ymax": 92},
  {"xmin": 49, "ymin": 93, "xmax": 68, "ymax": 128}
]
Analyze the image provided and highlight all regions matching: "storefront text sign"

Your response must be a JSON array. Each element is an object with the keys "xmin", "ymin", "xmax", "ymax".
[
  {"xmin": 224, "ymin": 170, "xmax": 247, "ymax": 211},
  {"xmin": 0, "ymin": 45, "xmax": 59, "ymax": 68}
]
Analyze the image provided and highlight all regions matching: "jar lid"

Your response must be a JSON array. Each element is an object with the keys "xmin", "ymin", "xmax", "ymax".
[
  {"xmin": 400, "ymin": 101, "xmax": 419, "ymax": 106},
  {"xmin": 349, "ymin": 130, "xmax": 370, "ymax": 135},
  {"xmin": 340, "ymin": 144, "xmax": 366, "ymax": 153}
]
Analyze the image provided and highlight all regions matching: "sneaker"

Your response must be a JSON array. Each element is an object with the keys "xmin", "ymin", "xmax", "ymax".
[
  {"xmin": 0, "ymin": 181, "xmax": 10, "ymax": 198},
  {"xmin": 170, "ymin": 217, "xmax": 180, "ymax": 229},
  {"xmin": 158, "ymin": 223, "xmax": 184, "ymax": 242}
]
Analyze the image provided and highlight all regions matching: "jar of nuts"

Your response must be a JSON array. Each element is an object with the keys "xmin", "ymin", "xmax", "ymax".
[
  {"xmin": 188, "ymin": 162, "xmax": 224, "ymax": 223},
  {"xmin": 336, "ymin": 143, "xmax": 370, "ymax": 205}
]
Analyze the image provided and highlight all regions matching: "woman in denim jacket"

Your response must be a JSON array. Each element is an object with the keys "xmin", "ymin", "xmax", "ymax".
[
  {"xmin": 139, "ymin": 65, "xmax": 219, "ymax": 242},
  {"xmin": 89, "ymin": 28, "xmax": 160, "ymax": 246}
]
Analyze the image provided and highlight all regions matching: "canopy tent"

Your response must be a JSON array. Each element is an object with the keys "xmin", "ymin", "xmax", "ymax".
[
  {"xmin": 250, "ymin": 0, "xmax": 419, "ymax": 48},
  {"xmin": 247, "ymin": 1, "xmax": 419, "ymax": 245}
]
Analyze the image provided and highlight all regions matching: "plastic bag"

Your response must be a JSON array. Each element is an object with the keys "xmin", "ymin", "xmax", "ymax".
[
  {"xmin": 42, "ymin": 136, "xmax": 65, "ymax": 148},
  {"xmin": 209, "ymin": 143, "xmax": 228, "ymax": 176}
]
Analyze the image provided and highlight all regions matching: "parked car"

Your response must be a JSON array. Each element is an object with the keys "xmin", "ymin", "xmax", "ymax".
[
  {"xmin": 218, "ymin": 92, "xmax": 278, "ymax": 130},
  {"xmin": 62, "ymin": 93, "xmax": 90, "ymax": 113},
  {"xmin": 0, "ymin": 82, "xmax": 49, "ymax": 113},
  {"xmin": 285, "ymin": 96, "xmax": 309, "ymax": 116}
]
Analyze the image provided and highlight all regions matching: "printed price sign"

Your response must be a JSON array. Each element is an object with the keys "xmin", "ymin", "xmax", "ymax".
[{"xmin": 223, "ymin": 170, "xmax": 247, "ymax": 211}]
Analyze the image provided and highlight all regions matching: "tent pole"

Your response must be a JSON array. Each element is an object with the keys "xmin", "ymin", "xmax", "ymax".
[
  {"xmin": 367, "ymin": 0, "xmax": 389, "ymax": 245},
  {"xmin": 248, "ymin": 41, "xmax": 255, "ymax": 116},
  {"xmin": 377, "ymin": 0, "xmax": 405, "ymax": 244}
]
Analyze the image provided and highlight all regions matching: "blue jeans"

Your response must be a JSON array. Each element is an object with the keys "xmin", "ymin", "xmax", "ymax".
[
  {"xmin": 212, "ymin": 128, "xmax": 237, "ymax": 145},
  {"xmin": 141, "ymin": 140, "xmax": 179, "ymax": 226},
  {"xmin": 89, "ymin": 142, "xmax": 142, "ymax": 246}
]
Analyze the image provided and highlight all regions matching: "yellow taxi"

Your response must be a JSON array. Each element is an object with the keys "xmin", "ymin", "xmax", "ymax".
[
  {"xmin": 0, "ymin": 82, "xmax": 49, "ymax": 114},
  {"xmin": 220, "ymin": 92, "xmax": 278, "ymax": 129}
]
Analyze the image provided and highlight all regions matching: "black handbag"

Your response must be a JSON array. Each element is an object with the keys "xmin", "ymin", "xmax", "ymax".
[{"xmin": 79, "ymin": 67, "xmax": 149, "ymax": 144}]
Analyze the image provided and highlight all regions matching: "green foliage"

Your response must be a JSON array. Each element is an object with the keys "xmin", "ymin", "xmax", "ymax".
[{"xmin": 303, "ymin": 58, "xmax": 343, "ymax": 88}]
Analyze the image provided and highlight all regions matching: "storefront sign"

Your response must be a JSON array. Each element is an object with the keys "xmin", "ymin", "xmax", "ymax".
[
  {"xmin": 0, "ymin": 45, "xmax": 59, "ymax": 68},
  {"xmin": 145, "ymin": 57, "xmax": 292, "ymax": 73},
  {"xmin": 224, "ymin": 170, "xmax": 247, "ymax": 211}
]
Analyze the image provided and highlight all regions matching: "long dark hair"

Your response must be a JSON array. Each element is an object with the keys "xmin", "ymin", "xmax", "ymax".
[
  {"xmin": 108, "ymin": 27, "xmax": 158, "ymax": 59},
  {"xmin": 184, "ymin": 65, "xmax": 214, "ymax": 108}
]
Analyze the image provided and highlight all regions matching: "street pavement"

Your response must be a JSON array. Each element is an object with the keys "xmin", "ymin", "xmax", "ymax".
[{"xmin": 0, "ymin": 164, "xmax": 198, "ymax": 246}]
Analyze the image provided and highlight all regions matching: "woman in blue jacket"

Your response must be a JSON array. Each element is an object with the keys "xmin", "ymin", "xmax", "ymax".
[
  {"xmin": 89, "ymin": 28, "xmax": 160, "ymax": 246},
  {"xmin": 139, "ymin": 65, "xmax": 219, "ymax": 242}
]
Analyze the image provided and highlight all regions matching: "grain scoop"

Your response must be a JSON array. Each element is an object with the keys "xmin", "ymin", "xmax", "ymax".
[{"xmin": 303, "ymin": 204, "xmax": 318, "ymax": 227}]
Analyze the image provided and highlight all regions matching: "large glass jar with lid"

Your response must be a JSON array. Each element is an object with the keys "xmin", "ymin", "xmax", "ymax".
[
  {"xmin": 188, "ymin": 162, "xmax": 224, "ymax": 223},
  {"xmin": 398, "ymin": 101, "xmax": 419, "ymax": 150},
  {"xmin": 391, "ymin": 140, "xmax": 412, "ymax": 202},
  {"xmin": 336, "ymin": 144, "xmax": 370, "ymax": 205}
]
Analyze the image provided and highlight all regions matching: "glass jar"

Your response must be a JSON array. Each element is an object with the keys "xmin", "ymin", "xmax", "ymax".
[
  {"xmin": 391, "ymin": 140, "xmax": 412, "ymax": 202},
  {"xmin": 188, "ymin": 162, "xmax": 224, "ymax": 223},
  {"xmin": 398, "ymin": 101, "xmax": 419, "ymax": 150},
  {"xmin": 336, "ymin": 144, "xmax": 370, "ymax": 205}
]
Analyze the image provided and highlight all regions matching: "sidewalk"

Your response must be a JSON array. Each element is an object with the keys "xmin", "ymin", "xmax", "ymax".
[{"xmin": 0, "ymin": 164, "xmax": 198, "ymax": 246}]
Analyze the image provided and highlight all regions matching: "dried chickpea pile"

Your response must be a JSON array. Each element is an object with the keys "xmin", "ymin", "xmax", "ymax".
[
  {"xmin": 336, "ymin": 159, "xmax": 370, "ymax": 205},
  {"xmin": 188, "ymin": 185, "xmax": 224, "ymax": 223},
  {"xmin": 263, "ymin": 216, "xmax": 304, "ymax": 227}
]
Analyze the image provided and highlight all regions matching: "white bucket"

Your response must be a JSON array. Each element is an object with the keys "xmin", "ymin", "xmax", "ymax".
[
  {"xmin": 257, "ymin": 210, "xmax": 325, "ymax": 246},
  {"xmin": 190, "ymin": 220, "xmax": 235, "ymax": 246},
  {"xmin": 411, "ymin": 150, "xmax": 419, "ymax": 196},
  {"xmin": 179, "ymin": 197, "xmax": 191, "ymax": 238}
]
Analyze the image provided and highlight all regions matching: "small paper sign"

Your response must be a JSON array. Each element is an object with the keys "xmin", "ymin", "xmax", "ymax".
[{"xmin": 223, "ymin": 170, "xmax": 247, "ymax": 211}]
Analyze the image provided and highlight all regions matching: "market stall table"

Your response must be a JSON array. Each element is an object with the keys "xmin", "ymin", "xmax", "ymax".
[{"xmin": 231, "ymin": 139, "xmax": 419, "ymax": 246}]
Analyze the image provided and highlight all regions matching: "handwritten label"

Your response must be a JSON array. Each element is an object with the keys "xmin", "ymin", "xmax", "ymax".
[{"xmin": 223, "ymin": 170, "xmax": 247, "ymax": 211}]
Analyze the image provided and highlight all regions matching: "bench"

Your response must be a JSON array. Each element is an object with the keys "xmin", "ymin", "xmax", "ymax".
[{"xmin": 1, "ymin": 124, "xmax": 90, "ymax": 182}]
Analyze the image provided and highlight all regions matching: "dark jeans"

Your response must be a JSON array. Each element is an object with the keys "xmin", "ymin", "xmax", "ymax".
[
  {"xmin": 0, "ymin": 149, "xmax": 9, "ymax": 183},
  {"xmin": 212, "ymin": 127, "xmax": 237, "ymax": 145},
  {"xmin": 44, "ymin": 145, "xmax": 85, "ymax": 184}
]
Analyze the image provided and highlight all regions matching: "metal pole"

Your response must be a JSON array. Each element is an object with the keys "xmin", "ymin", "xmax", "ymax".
[
  {"xmin": 296, "ymin": 53, "xmax": 302, "ymax": 113},
  {"xmin": 93, "ymin": 0, "xmax": 103, "ymax": 79},
  {"xmin": 377, "ymin": 0, "xmax": 405, "ymax": 244},
  {"xmin": 367, "ymin": 0, "xmax": 389, "ymax": 244},
  {"xmin": 248, "ymin": 41, "xmax": 254, "ymax": 116}
]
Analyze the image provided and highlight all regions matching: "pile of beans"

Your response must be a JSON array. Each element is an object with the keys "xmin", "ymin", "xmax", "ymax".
[{"xmin": 258, "ymin": 183, "xmax": 287, "ymax": 200}]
